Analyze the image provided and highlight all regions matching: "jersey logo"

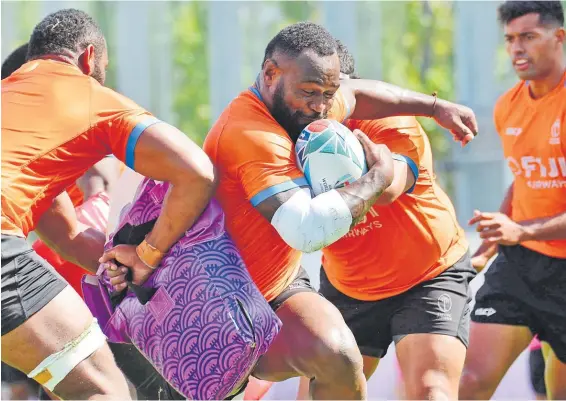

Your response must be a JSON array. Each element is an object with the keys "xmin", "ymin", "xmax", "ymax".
[
  {"xmin": 505, "ymin": 127, "xmax": 522, "ymax": 136},
  {"xmin": 550, "ymin": 119, "xmax": 561, "ymax": 145}
]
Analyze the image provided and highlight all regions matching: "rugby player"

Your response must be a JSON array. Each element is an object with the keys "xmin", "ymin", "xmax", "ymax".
[
  {"xmin": 459, "ymin": 2, "xmax": 566, "ymax": 399},
  {"xmin": 2, "ymin": 8, "xmax": 216, "ymax": 399}
]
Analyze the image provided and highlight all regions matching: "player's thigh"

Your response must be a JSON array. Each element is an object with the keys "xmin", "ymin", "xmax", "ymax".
[
  {"xmin": 252, "ymin": 291, "xmax": 361, "ymax": 382},
  {"xmin": 2, "ymin": 285, "xmax": 128, "ymax": 399},
  {"xmin": 390, "ymin": 254, "xmax": 475, "ymax": 393},
  {"xmin": 319, "ymin": 266, "xmax": 392, "ymax": 374},
  {"xmin": 463, "ymin": 322, "xmax": 532, "ymax": 389},
  {"xmin": 542, "ymin": 343, "xmax": 566, "ymax": 400},
  {"xmin": 1, "ymin": 242, "xmax": 128, "ymax": 399}
]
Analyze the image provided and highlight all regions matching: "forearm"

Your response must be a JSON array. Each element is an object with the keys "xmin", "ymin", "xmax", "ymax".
[
  {"xmin": 37, "ymin": 225, "xmax": 105, "ymax": 273},
  {"xmin": 346, "ymin": 80, "xmax": 436, "ymax": 120},
  {"xmin": 520, "ymin": 211, "xmax": 566, "ymax": 242},
  {"xmin": 145, "ymin": 178, "xmax": 215, "ymax": 253},
  {"xmin": 337, "ymin": 164, "xmax": 393, "ymax": 226}
]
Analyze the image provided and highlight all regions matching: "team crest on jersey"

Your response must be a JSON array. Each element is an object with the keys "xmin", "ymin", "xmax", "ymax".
[
  {"xmin": 505, "ymin": 127, "xmax": 522, "ymax": 136},
  {"xmin": 549, "ymin": 119, "xmax": 561, "ymax": 145}
]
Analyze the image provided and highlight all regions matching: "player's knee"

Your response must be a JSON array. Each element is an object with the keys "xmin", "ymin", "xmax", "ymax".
[
  {"xmin": 405, "ymin": 369, "xmax": 453, "ymax": 400},
  {"xmin": 459, "ymin": 368, "xmax": 495, "ymax": 399},
  {"xmin": 311, "ymin": 325, "xmax": 364, "ymax": 383}
]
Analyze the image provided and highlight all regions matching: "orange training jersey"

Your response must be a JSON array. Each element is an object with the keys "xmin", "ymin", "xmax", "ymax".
[
  {"xmin": 2, "ymin": 59, "xmax": 159, "ymax": 237},
  {"xmin": 203, "ymin": 86, "xmax": 350, "ymax": 301},
  {"xmin": 322, "ymin": 117, "xmax": 469, "ymax": 301},
  {"xmin": 494, "ymin": 72, "xmax": 566, "ymax": 259}
]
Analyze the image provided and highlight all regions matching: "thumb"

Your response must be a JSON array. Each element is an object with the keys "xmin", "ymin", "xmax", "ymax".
[
  {"xmin": 352, "ymin": 129, "xmax": 373, "ymax": 150},
  {"xmin": 99, "ymin": 246, "xmax": 119, "ymax": 263}
]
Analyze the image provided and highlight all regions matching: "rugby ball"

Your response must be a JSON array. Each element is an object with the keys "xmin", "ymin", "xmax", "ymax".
[{"xmin": 296, "ymin": 119, "xmax": 368, "ymax": 196}]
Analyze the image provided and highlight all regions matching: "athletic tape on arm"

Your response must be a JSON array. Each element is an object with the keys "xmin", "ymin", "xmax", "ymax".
[{"xmin": 271, "ymin": 188, "xmax": 353, "ymax": 253}]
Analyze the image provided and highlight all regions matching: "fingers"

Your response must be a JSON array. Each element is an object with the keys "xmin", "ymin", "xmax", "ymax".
[
  {"xmin": 468, "ymin": 210, "xmax": 495, "ymax": 225},
  {"xmin": 479, "ymin": 229, "xmax": 502, "ymax": 242},
  {"xmin": 102, "ymin": 262, "xmax": 128, "ymax": 292},
  {"xmin": 451, "ymin": 123, "xmax": 475, "ymax": 146},
  {"xmin": 476, "ymin": 220, "xmax": 500, "ymax": 233},
  {"xmin": 464, "ymin": 111, "xmax": 480, "ymax": 137},
  {"xmin": 99, "ymin": 246, "xmax": 118, "ymax": 263}
]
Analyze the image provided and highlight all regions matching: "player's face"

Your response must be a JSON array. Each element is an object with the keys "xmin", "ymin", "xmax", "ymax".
[
  {"xmin": 271, "ymin": 50, "xmax": 340, "ymax": 141},
  {"xmin": 504, "ymin": 13, "xmax": 564, "ymax": 81}
]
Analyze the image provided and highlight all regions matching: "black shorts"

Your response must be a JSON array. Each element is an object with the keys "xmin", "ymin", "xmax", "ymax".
[
  {"xmin": 472, "ymin": 245, "xmax": 566, "ymax": 363},
  {"xmin": 529, "ymin": 347, "xmax": 547, "ymax": 396},
  {"xmin": 1, "ymin": 235, "xmax": 68, "ymax": 336},
  {"xmin": 320, "ymin": 251, "xmax": 476, "ymax": 358},
  {"xmin": 269, "ymin": 266, "xmax": 318, "ymax": 311}
]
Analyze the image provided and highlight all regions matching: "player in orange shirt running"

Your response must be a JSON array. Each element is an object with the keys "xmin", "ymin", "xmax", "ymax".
[
  {"xmin": 459, "ymin": 2, "xmax": 566, "ymax": 399},
  {"xmin": 2, "ymin": 9, "xmax": 216, "ymax": 400},
  {"xmin": 298, "ymin": 40, "xmax": 475, "ymax": 400},
  {"xmin": 201, "ymin": 22, "xmax": 477, "ymax": 400}
]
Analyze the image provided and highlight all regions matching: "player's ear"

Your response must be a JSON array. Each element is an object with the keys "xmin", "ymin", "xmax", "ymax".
[
  {"xmin": 77, "ymin": 44, "xmax": 96, "ymax": 77},
  {"xmin": 263, "ymin": 59, "xmax": 280, "ymax": 87},
  {"xmin": 555, "ymin": 27, "xmax": 565, "ymax": 45}
]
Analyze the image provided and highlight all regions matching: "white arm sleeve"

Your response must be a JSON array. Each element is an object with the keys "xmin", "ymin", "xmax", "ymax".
[{"xmin": 270, "ymin": 188, "xmax": 353, "ymax": 253}]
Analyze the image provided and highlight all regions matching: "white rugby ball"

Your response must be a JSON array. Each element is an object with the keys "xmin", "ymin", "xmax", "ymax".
[{"xmin": 295, "ymin": 119, "xmax": 368, "ymax": 196}]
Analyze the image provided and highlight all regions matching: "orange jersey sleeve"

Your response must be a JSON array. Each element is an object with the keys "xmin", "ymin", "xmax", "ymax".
[
  {"xmin": 203, "ymin": 90, "xmax": 304, "ymax": 301},
  {"xmin": 1, "ymin": 59, "xmax": 157, "ymax": 236},
  {"xmin": 228, "ymin": 129, "xmax": 308, "ymax": 206},
  {"xmin": 89, "ymin": 86, "xmax": 159, "ymax": 169}
]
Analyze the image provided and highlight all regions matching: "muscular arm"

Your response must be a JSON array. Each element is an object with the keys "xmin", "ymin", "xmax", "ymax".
[
  {"xmin": 340, "ymin": 79, "xmax": 477, "ymax": 144},
  {"xmin": 255, "ymin": 141, "xmax": 394, "ymax": 253},
  {"xmin": 519, "ymin": 211, "xmax": 566, "ymax": 242},
  {"xmin": 129, "ymin": 122, "xmax": 217, "ymax": 254},
  {"xmin": 256, "ymin": 162, "xmax": 393, "ymax": 225},
  {"xmin": 35, "ymin": 192, "xmax": 105, "ymax": 273},
  {"xmin": 372, "ymin": 159, "xmax": 416, "ymax": 206}
]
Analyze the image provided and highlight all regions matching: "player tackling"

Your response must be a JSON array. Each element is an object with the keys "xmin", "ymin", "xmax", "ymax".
[{"xmin": 459, "ymin": 1, "xmax": 566, "ymax": 399}]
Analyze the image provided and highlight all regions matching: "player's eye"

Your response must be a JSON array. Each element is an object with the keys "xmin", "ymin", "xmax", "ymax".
[
  {"xmin": 526, "ymin": 34, "xmax": 535, "ymax": 40},
  {"xmin": 324, "ymin": 92, "xmax": 336, "ymax": 100},
  {"xmin": 302, "ymin": 90, "xmax": 315, "ymax": 96}
]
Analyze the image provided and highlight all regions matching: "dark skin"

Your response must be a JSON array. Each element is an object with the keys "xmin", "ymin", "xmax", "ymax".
[
  {"xmin": 107, "ymin": 48, "xmax": 479, "ymax": 400},
  {"xmin": 460, "ymin": 12, "xmax": 566, "ymax": 400},
  {"xmin": 3, "ymin": 38, "xmax": 216, "ymax": 400}
]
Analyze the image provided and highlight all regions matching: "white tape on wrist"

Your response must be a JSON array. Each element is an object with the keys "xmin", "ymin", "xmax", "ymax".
[{"xmin": 271, "ymin": 188, "xmax": 353, "ymax": 253}]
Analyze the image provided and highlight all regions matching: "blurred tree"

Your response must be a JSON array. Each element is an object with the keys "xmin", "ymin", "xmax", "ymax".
[
  {"xmin": 171, "ymin": 1, "xmax": 210, "ymax": 145},
  {"xmin": 381, "ymin": 0, "xmax": 455, "ymax": 163}
]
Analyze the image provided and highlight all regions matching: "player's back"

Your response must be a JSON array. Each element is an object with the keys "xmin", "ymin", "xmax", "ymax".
[
  {"xmin": 204, "ymin": 90, "xmax": 303, "ymax": 302},
  {"xmin": 322, "ymin": 116, "xmax": 468, "ymax": 301},
  {"xmin": 494, "ymin": 73, "xmax": 566, "ymax": 258},
  {"xmin": 2, "ymin": 59, "xmax": 151, "ymax": 237}
]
